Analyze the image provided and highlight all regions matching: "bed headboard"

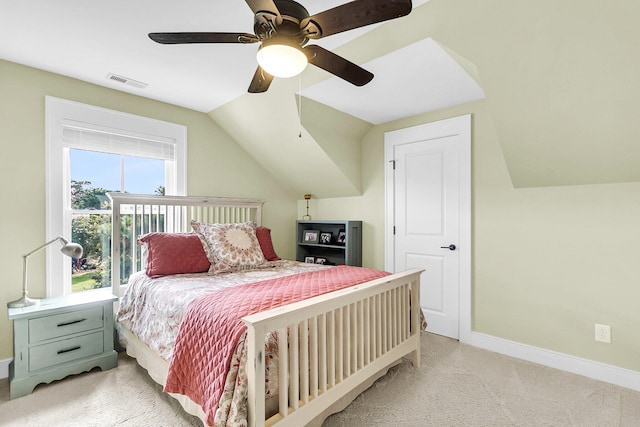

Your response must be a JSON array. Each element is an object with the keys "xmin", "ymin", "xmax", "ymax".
[{"xmin": 107, "ymin": 193, "xmax": 264, "ymax": 298}]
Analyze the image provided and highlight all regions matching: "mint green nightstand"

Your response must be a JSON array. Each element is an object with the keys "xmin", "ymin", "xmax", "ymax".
[{"xmin": 7, "ymin": 289, "xmax": 118, "ymax": 399}]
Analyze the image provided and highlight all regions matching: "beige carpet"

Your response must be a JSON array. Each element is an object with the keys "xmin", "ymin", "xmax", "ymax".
[{"xmin": 1, "ymin": 333, "xmax": 639, "ymax": 426}]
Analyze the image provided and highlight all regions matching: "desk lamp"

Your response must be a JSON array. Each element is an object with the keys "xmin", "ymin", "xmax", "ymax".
[{"xmin": 8, "ymin": 237, "xmax": 83, "ymax": 308}]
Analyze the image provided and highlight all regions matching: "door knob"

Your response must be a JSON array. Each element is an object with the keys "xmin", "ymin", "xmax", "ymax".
[{"xmin": 440, "ymin": 244, "xmax": 456, "ymax": 251}]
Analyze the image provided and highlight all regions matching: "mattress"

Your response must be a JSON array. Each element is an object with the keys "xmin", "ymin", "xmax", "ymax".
[{"xmin": 117, "ymin": 260, "xmax": 328, "ymax": 362}]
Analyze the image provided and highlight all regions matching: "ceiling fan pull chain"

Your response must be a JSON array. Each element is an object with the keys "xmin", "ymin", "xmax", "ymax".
[{"xmin": 298, "ymin": 74, "xmax": 302, "ymax": 139}]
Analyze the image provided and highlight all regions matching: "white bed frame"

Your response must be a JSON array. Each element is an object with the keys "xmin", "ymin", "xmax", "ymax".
[{"xmin": 108, "ymin": 193, "xmax": 422, "ymax": 427}]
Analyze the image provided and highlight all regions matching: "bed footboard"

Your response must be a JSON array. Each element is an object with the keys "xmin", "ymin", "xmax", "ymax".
[{"xmin": 242, "ymin": 268, "xmax": 422, "ymax": 427}]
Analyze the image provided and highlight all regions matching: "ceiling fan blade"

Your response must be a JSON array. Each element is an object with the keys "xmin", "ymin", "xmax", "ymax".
[
  {"xmin": 301, "ymin": 0, "xmax": 412, "ymax": 39},
  {"xmin": 245, "ymin": 0, "xmax": 283, "ymax": 25},
  {"xmin": 248, "ymin": 66, "xmax": 275, "ymax": 93},
  {"xmin": 149, "ymin": 32, "xmax": 259, "ymax": 44},
  {"xmin": 304, "ymin": 45, "xmax": 373, "ymax": 87}
]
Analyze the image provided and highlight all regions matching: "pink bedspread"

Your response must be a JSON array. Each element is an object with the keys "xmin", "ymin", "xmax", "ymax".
[{"xmin": 164, "ymin": 265, "xmax": 389, "ymax": 426}]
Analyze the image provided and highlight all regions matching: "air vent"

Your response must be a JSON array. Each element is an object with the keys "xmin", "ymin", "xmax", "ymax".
[{"xmin": 105, "ymin": 73, "xmax": 148, "ymax": 89}]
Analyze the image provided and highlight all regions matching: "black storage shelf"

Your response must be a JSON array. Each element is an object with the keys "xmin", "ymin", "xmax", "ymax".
[{"xmin": 295, "ymin": 220, "xmax": 362, "ymax": 267}]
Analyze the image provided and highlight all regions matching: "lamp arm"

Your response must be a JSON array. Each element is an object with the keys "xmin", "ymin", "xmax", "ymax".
[
  {"xmin": 22, "ymin": 237, "xmax": 67, "ymax": 258},
  {"xmin": 21, "ymin": 237, "xmax": 66, "ymax": 298},
  {"xmin": 22, "ymin": 252, "xmax": 31, "ymax": 298}
]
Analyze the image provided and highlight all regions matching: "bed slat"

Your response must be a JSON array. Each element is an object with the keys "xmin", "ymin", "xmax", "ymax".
[
  {"xmin": 244, "ymin": 269, "xmax": 422, "ymax": 427},
  {"xmin": 108, "ymin": 193, "xmax": 263, "ymax": 301},
  {"xmin": 108, "ymin": 193, "xmax": 421, "ymax": 427}
]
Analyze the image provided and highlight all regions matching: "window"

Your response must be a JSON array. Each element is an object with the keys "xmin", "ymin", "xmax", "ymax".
[
  {"xmin": 70, "ymin": 150, "xmax": 166, "ymax": 292},
  {"xmin": 46, "ymin": 97, "xmax": 186, "ymax": 297}
]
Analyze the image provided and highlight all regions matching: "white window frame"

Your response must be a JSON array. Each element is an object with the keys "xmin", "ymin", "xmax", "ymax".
[{"xmin": 45, "ymin": 96, "xmax": 187, "ymax": 297}]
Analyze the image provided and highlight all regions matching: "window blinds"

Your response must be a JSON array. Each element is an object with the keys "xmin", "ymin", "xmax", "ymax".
[{"xmin": 61, "ymin": 122, "xmax": 175, "ymax": 161}]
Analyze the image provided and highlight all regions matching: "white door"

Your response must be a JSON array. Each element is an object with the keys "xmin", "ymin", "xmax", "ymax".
[{"xmin": 384, "ymin": 115, "xmax": 471, "ymax": 340}]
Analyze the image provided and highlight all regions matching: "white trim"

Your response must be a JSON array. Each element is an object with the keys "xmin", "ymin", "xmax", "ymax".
[
  {"xmin": 384, "ymin": 114, "xmax": 472, "ymax": 344},
  {"xmin": 471, "ymin": 332, "xmax": 640, "ymax": 392},
  {"xmin": 4, "ymin": 332, "xmax": 636, "ymax": 392},
  {"xmin": 0, "ymin": 358, "xmax": 10, "ymax": 380},
  {"xmin": 45, "ymin": 96, "xmax": 187, "ymax": 297},
  {"xmin": 4, "ymin": 333, "xmax": 637, "ymax": 393}
]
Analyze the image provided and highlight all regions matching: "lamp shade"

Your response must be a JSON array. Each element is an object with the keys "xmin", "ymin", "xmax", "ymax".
[
  {"xmin": 256, "ymin": 43, "xmax": 308, "ymax": 78},
  {"xmin": 61, "ymin": 241, "xmax": 83, "ymax": 259}
]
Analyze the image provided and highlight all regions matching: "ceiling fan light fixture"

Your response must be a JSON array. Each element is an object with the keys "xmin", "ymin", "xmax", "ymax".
[{"xmin": 257, "ymin": 42, "xmax": 308, "ymax": 78}]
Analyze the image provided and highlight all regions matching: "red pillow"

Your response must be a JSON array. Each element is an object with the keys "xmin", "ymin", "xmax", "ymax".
[
  {"xmin": 139, "ymin": 233, "xmax": 210, "ymax": 278},
  {"xmin": 256, "ymin": 226, "xmax": 281, "ymax": 261}
]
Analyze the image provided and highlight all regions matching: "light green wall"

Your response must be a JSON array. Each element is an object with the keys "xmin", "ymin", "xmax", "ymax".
[
  {"xmin": 292, "ymin": 0, "xmax": 640, "ymax": 375},
  {"xmin": 309, "ymin": 99, "xmax": 640, "ymax": 373},
  {"xmin": 295, "ymin": 115, "xmax": 388, "ymax": 269},
  {"xmin": 299, "ymin": 97, "xmax": 372, "ymax": 194},
  {"xmin": 0, "ymin": 59, "xmax": 297, "ymax": 361},
  {"xmin": 310, "ymin": 0, "xmax": 640, "ymax": 189},
  {"xmin": 3, "ymin": 0, "xmax": 639, "ymax": 380},
  {"xmin": 209, "ymin": 78, "xmax": 366, "ymax": 199}
]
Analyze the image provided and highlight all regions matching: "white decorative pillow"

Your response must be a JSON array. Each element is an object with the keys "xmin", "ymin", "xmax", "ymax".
[{"xmin": 191, "ymin": 220, "xmax": 266, "ymax": 274}]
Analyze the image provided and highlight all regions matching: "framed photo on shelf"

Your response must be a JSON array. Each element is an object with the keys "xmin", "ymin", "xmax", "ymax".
[
  {"xmin": 304, "ymin": 256, "xmax": 315, "ymax": 263},
  {"xmin": 336, "ymin": 229, "xmax": 346, "ymax": 245},
  {"xmin": 302, "ymin": 229, "xmax": 320, "ymax": 244},
  {"xmin": 315, "ymin": 257, "xmax": 328, "ymax": 265},
  {"xmin": 319, "ymin": 232, "xmax": 332, "ymax": 245}
]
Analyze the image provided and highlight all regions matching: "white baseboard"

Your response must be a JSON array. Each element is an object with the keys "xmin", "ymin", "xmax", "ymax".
[
  {"xmin": 2, "ymin": 333, "xmax": 637, "ymax": 393},
  {"xmin": 0, "ymin": 358, "xmax": 10, "ymax": 380},
  {"xmin": 470, "ymin": 332, "xmax": 640, "ymax": 392}
]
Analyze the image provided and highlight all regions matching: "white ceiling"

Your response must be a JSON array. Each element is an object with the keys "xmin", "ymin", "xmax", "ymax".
[
  {"xmin": 301, "ymin": 38, "xmax": 485, "ymax": 124},
  {"xmin": 1, "ymin": 0, "xmax": 484, "ymax": 122}
]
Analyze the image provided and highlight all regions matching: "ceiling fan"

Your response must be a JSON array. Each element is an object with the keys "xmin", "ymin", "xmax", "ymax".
[{"xmin": 149, "ymin": 0, "xmax": 412, "ymax": 93}]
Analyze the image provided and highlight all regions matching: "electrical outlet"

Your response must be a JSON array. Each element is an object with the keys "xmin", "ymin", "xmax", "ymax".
[{"xmin": 595, "ymin": 324, "xmax": 611, "ymax": 343}]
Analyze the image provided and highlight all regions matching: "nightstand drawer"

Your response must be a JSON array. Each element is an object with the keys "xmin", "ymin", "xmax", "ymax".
[
  {"xmin": 29, "ymin": 306, "xmax": 104, "ymax": 344},
  {"xmin": 29, "ymin": 332, "xmax": 104, "ymax": 371}
]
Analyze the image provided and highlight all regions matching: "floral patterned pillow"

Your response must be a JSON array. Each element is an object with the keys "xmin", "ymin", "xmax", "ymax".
[{"xmin": 191, "ymin": 220, "xmax": 266, "ymax": 274}]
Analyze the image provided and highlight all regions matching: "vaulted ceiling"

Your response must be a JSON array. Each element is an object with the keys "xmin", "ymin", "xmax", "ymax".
[
  {"xmin": 3, "ymin": 1, "xmax": 639, "ymax": 197},
  {"xmin": 1, "ymin": 0, "xmax": 440, "ymax": 116}
]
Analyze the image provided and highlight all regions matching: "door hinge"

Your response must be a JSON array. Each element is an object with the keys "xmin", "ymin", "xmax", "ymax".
[
  {"xmin": 389, "ymin": 160, "xmax": 396, "ymax": 170},
  {"xmin": 393, "ymin": 226, "xmax": 396, "ymax": 235}
]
